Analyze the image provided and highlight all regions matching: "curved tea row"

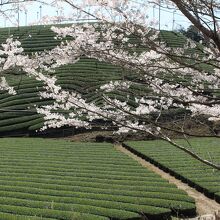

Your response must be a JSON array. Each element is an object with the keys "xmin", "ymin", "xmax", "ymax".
[
  {"xmin": 125, "ymin": 138, "xmax": 220, "ymax": 204},
  {"xmin": 0, "ymin": 138, "xmax": 196, "ymax": 219}
]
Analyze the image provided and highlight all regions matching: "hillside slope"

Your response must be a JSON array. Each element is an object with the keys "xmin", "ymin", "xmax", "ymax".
[{"xmin": 0, "ymin": 24, "xmax": 191, "ymax": 136}]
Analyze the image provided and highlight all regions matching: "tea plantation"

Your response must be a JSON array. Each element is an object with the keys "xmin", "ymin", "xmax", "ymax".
[
  {"xmin": 125, "ymin": 137, "xmax": 220, "ymax": 204},
  {"xmin": 0, "ymin": 24, "xmax": 190, "ymax": 135},
  {"xmin": 0, "ymin": 138, "xmax": 196, "ymax": 219},
  {"xmin": 0, "ymin": 25, "xmax": 218, "ymax": 219}
]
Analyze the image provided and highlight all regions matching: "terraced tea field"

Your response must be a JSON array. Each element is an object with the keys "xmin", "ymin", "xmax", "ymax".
[
  {"xmin": 0, "ymin": 25, "xmax": 191, "ymax": 135},
  {"xmin": 0, "ymin": 138, "xmax": 196, "ymax": 220},
  {"xmin": 125, "ymin": 138, "xmax": 220, "ymax": 204}
]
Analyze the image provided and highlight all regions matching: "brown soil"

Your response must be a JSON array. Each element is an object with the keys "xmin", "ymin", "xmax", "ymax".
[
  {"xmin": 64, "ymin": 131, "xmax": 115, "ymax": 142},
  {"xmin": 63, "ymin": 130, "xmax": 155, "ymax": 142},
  {"xmin": 115, "ymin": 145, "xmax": 220, "ymax": 216}
]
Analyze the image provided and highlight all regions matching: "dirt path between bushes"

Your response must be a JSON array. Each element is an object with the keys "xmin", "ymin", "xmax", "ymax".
[{"xmin": 115, "ymin": 145, "xmax": 220, "ymax": 216}]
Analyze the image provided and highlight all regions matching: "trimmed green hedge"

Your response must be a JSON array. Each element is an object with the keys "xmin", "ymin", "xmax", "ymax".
[
  {"xmin": 0, "ymin": 212, "xmax": 55, "ymax": 220},
  {"xmin": 125, "ymin": 138, "xmax": 220, "ymax": 204},
  {"xmin": 0, "ymin": 138, "xmax": 196, "ymax": 219}
]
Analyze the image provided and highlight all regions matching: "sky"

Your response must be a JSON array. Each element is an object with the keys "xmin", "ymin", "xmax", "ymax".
[{"xmin": 0, "ymin": 1, "xmax": 192, "ymax": 31}]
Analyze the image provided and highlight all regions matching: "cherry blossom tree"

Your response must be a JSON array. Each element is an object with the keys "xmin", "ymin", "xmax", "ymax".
[{"xmin": 1, "ymin": 0, "xmax": 220, "ymax": 169}]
